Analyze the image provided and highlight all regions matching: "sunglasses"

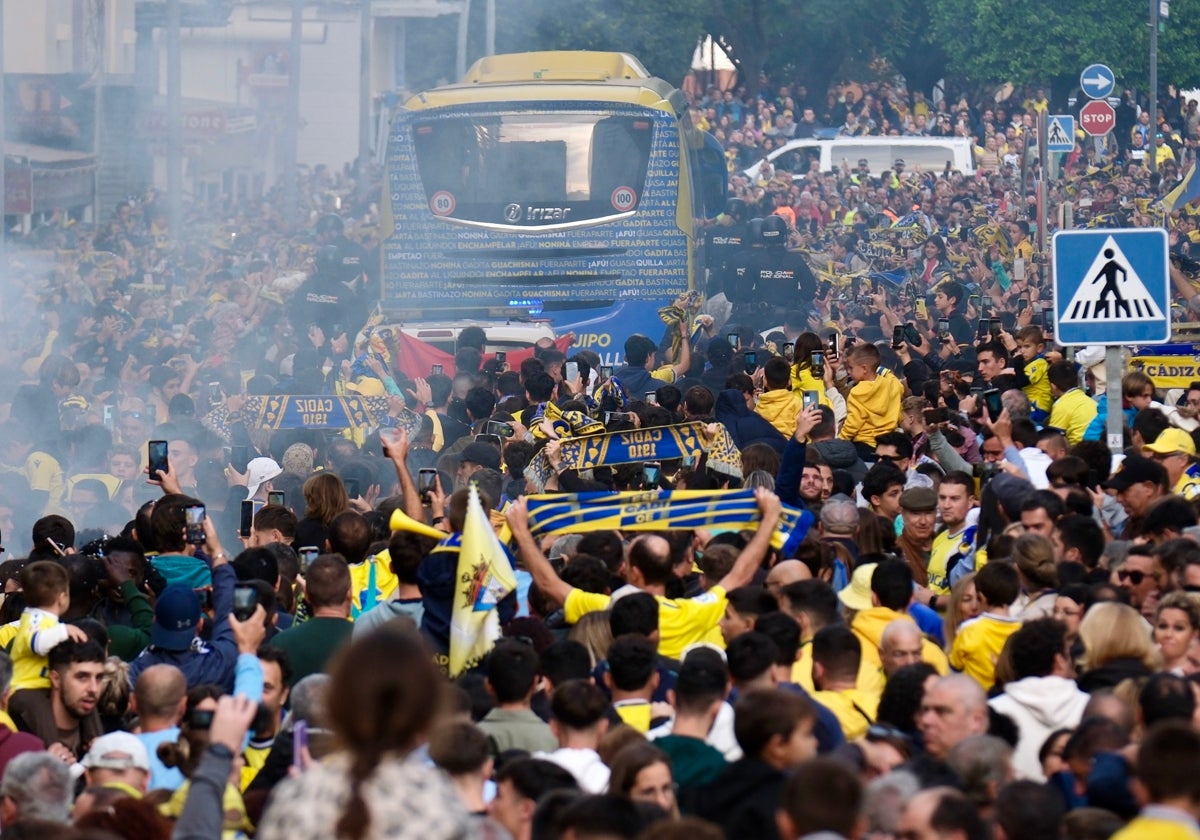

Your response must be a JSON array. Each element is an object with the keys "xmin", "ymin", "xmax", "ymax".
[{"xmin": 1117, "ymin": 569, "xmax": 1149, "ymax": 585}]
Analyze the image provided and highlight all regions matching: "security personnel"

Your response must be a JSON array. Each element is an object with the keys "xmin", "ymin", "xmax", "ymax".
[
  {"xmin": 315, "ymin": 213, "xmax": 369, "ymax": 294},
  {"xmin": 728, "ymin": 217, "xmax": 764, "ymax": 323},
  {"xmin": 748, "ymin": 215, "xmax": 817, "ymax": 330},
  {"xmin": 705, "ymin": 198, "xmax": 749, "ymax": 297}
]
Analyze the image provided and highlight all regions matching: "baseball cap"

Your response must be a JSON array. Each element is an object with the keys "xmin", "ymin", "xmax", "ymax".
[
  {"xmin": 1142, "ymin": 428, "xmax": 1197, "ymax": 457},
  {"xmin": 82, "ymin": 731, "xmax": 150, "ymax": 772},
  {"xmin": 838, "ymin": 562, "xmax": 877, "ymax": 612},
  {"xmin": 152, "ymin": 584, "xmax": 202, "ymax": 650},
  {"xmin": 894, "ymin": 158, "xmax": 906, "ymax": 167},
  {"xmin": 1103, "ymin": 455, "xmax": 1168, "ymax": 491},
  {"xmin": 857, "ymin": 158, "xmax": 869, "ymax": 166},
  {"xmin": 899, "ymin": 487, "xmax": 936, "ymax": 512},
  {"xmin": 245, "ymin": 457, "xmax": 283, "ymax": 501},
  {"xmin": 461, "ymin": 441, "xmax": 502, "ymax": 471}
]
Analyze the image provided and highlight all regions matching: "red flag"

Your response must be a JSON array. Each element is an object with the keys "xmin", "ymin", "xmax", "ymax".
[{"xmin": 394, "ymin": 330, "xmax": 455, "ymax": 381}]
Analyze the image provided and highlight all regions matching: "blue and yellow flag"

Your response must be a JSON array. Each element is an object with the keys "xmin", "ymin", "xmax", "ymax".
[
  {"xmin": 1163, "ymin": 164, "xmax": 1200, "ymax": 214},
  {"xmin": 449, "ymin": 484, "xmax": 517, "ymax": 677},
  {"xmin": 523, "ymin": 489, "xmax": 813, "ymax": 552}
]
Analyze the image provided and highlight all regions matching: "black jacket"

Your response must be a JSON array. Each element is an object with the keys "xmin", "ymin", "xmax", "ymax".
[{"xmin": 682, "ymin": 757, "xmax": 785, "ymax": 840}]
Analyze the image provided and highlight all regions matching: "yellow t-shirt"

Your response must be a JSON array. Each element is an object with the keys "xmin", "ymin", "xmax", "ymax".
[
  {"xmin": 792, "ymin": 643, "xmax": 886, "ymax": 700},
  {"xmin": 565, "ymin": 586, "xmax": 726, "ymax": 661},
  {"xmin": 948, "ymin": 612, "xmax": 1022, "ymax": 691},
  {"xmin": 10, "ymin": 608, "xmax": 67, "ymax": 691},
  {"xmin": 928, "ymin": 526, "xmax": 974, "ymax": 596},
  {"xmin": 1022, "ymin": 356, "xmax": 1052, "ymax": 415},
  {"xmin": 1174, "ymin": 473, "xmax": 1200, "ymax": 501},
  {"xmin": 613, "ymin": 700, "xmax": 653, "ymax": 733},
  {"xmin": 239, "ymin": 741, "xmax": 272, "ymax": 791},
  {"xmin": 809, "ymin": 688, "xmax": 879, "ymax": 740}
]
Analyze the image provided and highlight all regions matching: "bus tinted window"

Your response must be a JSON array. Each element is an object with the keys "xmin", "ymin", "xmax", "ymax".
[{"xmin": 412, "ymin": 113, "xmax": 653, "ymax": 226}]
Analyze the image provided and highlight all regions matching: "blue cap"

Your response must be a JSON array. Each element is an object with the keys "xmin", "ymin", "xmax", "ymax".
[{"xmin": 152, "ymin": 584, "xmax": 201, "ymax": 650}]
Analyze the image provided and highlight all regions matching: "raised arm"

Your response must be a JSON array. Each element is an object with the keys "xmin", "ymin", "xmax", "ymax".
[
  {"xmin": 505, "ymin": 498, "xmax": 574, "ymax": 607},
  {"xmin": 382, "ymin": 428, "xmax": 427, "ymax": 521},
  {"xmin": 716, "ymin": 488, "xmax": 782, "ymax": 591}
]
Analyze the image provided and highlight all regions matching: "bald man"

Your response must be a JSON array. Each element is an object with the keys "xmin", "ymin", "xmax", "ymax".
[
  {"xmin": 132, "ymin": 664, "xmax": 188, "ymax": 790},
  {"xmin": 765, "ymin": 560, "xmax": 812, "ymax": 595},
  {"xmin": 917, "ymin": 674, "xmax": 989, "ymax": 760},
  {"xmin": 879, "ymin": 620, "xmax": 925, "ymax": 678},
  {"xmin": 896, "ymin": 787, "xmax": 986, "ymax": 840}
]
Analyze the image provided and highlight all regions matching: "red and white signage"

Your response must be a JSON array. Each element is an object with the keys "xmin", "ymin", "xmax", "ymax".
[{"xmin": 1080, "ymin": 100, "xmax": 1116, "ymax": 136}]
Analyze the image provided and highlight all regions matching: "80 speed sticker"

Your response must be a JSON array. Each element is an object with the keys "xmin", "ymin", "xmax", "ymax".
[{"xmin": 430, "ymin": 191, "xmax": 456, "ymax": 216}]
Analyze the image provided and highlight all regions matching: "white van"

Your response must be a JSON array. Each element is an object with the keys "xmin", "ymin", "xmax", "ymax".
[{"xmin": 742, "ymin": 136, "xmax": 976, "ymax": 180}]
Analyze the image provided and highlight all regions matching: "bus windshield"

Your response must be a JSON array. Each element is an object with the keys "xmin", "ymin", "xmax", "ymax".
[{"xmin": 412, "ymin": 112, "xmax": 653, "ymax": 227}]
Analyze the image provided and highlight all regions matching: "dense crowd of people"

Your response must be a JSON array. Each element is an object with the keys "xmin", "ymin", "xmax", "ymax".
[{"xmin": 2, "ymin": 71, "xmax": 1200, "ymax": 840}]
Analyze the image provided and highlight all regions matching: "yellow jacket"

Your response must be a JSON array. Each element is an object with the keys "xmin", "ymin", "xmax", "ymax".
[
  {"xmin": 1048, "ymin": 388, "xmax": 1098, "ymax": 446},
  {"xmin": 754, "ymin": 389, "xmax": 803, "ymax": 438},
  {"xmin": 839, "ymin": 371, "xmax": 904, "ymax": 447},
  {"xmin": 790, "ymin": 366, "xmax": 832, "ymax": 407},
  {"xmin": 850, "ymin": 607, "xmax": 949, "ymax": 676},
  {"xmin": 809, "ymin": 688, "xmax": 880, "ymax": 740}
]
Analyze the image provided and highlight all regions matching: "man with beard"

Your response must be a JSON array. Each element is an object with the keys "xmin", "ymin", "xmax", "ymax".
[{"xmin": 12, "ymin": 638, "xmax": 105, "ymax": 760}]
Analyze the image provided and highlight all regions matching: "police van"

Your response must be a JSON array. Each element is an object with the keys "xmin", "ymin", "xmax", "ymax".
[{"xmin": 743, "ymin": 136, "xmax": 976, "ymax": 180}]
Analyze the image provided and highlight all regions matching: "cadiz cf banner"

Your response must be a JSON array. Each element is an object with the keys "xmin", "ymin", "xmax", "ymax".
[
  {"xmin": 241, "ymin": 395, "xmax": 419, "ymax": 435},
  {"xmin": 1130, "ymin": 349, "xmax": 1200, "ymax": 389}
]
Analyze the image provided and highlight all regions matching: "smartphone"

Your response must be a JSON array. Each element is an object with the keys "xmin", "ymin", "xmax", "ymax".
[
  {"xmin": 298, "ymin": 546, "xmax": 320, "ymax": 573},
  {"xmin": 148, "ymin": 440, "xmax": 169, "ymax": 479},
  {"xmin": 1017, "ymin": 298, "xmax": 1029, "ymax": 314},
  {"xmin": 643, "ymin": 462, "xmax": 661, "ymax": 489},
  {"xmin": 802, "ymin": 390, "xmax": 821, "ymax": 410},
  {"xmin": 103, "ymin": 405, "xmax": 114, "ymax": 429},
  {"xmin": 230, "ymin": 444, "xmax": 248, "ymax": 473},
  {"xmin": 486, "ymin": 420, "xmax": 514, "ymax": 438},
  {"xmin": 981, "ymin": 295, "xmax": 993, "ymax": 309},
  {"xmin": 232, "ymin": 583, "xmax": 258, "ymax": 622},
  {"xmin": 431, "ymin": 364, "xmax": 443, "ymax": 376},
  {"xmin": 937, "ymin": 318, "xmax": 951, "ymax": 340},
  {"xmin": 827, "ymin": 333, "xmax": 840, "ymax": 359},
  {"xmin": 681, "ymin": 454, "xmax": 697, "ymax": 469},
  {"xmin": 983, "ymin": 388, "xmax": 1004, "ymax": 421},
  {"xmin": 924, "ymin": 407, "xmax": 949, "ymax": 425},
  {"xmin": 565, "ymin": 361, "xmax": 579, "ymax": 381},
  {"xmin": 727, "ymin": 333, "xmax": 739, "ymax": 348},
  {"xmin": 811, "ymin": 351, "xmax": 825, "ymax": 378},
  {"xmin": 208, "ymin": 381, "xmax": 221, "ymax": 403},
  {"xmin": 601, "ymin": 365, "xmax": 614, "ymax": 378},
  {"xmin": 418, "ymin": 468, "xmax": 438, "ymax": 503},
  {"xmin": 1013, "ymin": 258, "xmax": 1026, "ymax": 280},
  {"xmin": 293, "ymin": 720, "xmax": 309, "ymax": 770},
  {"xmin": 344, "ymin": 478, "xmax": 361, "ymax": 499},
  {"xmin": 744, "ymin": 351, "xmax": 758, "ymax": 375},
  {"xmin": 605, "ymin": 411, "xmax": 633, "ymax": 424},
  {"xmin": 903, "ymin": 323, "xmax": 922, "ymax": 345},
  {"xmin": 184, "ymin": 505, "xmax": 206, "ymax": 545},
  {"xmin": 268, "ymin": 491, "xmax": 285, "ymax": 507},
  {"xmin": 187, "ymin": 709, "xmax": 215, "ymax": 730},
  {"xmin": 1042, "ymin": 305, "xmax": 1055, "ymax": 332},
  {"xmin": 782, "ymin": 342, "xmax": 795, "ymax": 362},
  {"xmin": 197, "ymin": 587, "xmax": 213, "ymax": 611},
  {"xmin": 645, "ymin": 391, "xmax": 658, "ymax": 405},
  {"xmin": 915, "ymin": 298, "xmax": 929, "ymax": 320},
  {"xmin": 892, "ymin": 325, "xmax": 905, "ymax": 348},
  {"xmin": 976, "ymin": 319, "xmax": 991, "ymax": 342},
  {"xmin": 989, "ymin": 318, "xmax": 1003, "ymax": 337},
  {"xmin": 239, "ymin": 500, "xmax": 254, "ymax": 538},
  {"xmin": 495, "ymin": 351, "xmax": 507, "ymax": 364},
  {"xmin": 967, "ymin": 294, "xmax": 980, "ymax": 311}
]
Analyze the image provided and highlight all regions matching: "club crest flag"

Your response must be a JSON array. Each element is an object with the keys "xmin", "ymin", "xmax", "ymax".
[{"xmin": 449, "ymin": 484, "xmax": 517, "ymax": 677}]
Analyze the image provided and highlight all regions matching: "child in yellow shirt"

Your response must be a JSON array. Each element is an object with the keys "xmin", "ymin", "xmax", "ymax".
[
  {"xmin": 1014, "ymin": 325, "xmax": 1051, "ymax": 423},
  {"xmin": 10, "ymin": 561, "xmax": 87, "ymax": 692},
  {"xmin": 949, "ymin": 561, "xmax": 1022, "ymax": 691}
]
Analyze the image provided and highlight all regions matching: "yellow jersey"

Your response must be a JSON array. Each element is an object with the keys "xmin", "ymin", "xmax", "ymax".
[
  {"xmin": 809, "ymin": 688, "xmax": 879, "ymax": 740},
  {"xmin": 565, "ymin": 586, "xmax": 726, "ymax": 661},
  {"xmin": 949, "ymin": 612, "xmax": 1022, "ymax": 691},
  {"xmin": 348, "ymin": 551, "xmax": 399, "ymax": 619},
  {"xmin": 10, "ymin": 608, "xmax": 68, "ymax": 691}
]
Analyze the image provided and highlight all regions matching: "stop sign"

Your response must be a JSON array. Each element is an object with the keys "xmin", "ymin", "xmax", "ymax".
[{"xmin": 1080, "ymin": 100, "xmax": 1116, "ymax": 136}]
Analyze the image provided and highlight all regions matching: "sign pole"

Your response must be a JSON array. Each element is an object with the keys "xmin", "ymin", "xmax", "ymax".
[{"xmin": 1105, "ymin": 346, "xmax": 1124, "ymax": 455}]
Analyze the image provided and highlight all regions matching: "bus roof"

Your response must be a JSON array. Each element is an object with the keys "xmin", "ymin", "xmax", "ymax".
[{"xmin": 403, "ymin": 51, "xmax": 682, "ymax": 113}]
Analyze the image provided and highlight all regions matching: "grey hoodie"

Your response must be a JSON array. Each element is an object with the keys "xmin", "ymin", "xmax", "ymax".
[{"xmin": 812, "ymin": 439, "xmax": 868, "ymax": 482}]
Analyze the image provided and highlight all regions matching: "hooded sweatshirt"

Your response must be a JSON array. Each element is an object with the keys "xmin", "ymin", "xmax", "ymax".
[
  {"xmin": 754, "ymin": 388, "xmax": 803, "ymax": 438},
  {"xmin": 989, "ymin": 675, "xmax": 1089, "ymax": 781},
  {"xmin": 850, "ymin": 607, "xmax": 949, "ymax": 677},
  {"xmin": 839, "ymin": 371, "xmax": 905, "ymax": 446},
  {"xmin": 812, "ymin": 439, "xmax": 868, "ymax": 482},
  {"xmin": 714, "ymin": 389, "xmax": 788, "ymax": 453}
]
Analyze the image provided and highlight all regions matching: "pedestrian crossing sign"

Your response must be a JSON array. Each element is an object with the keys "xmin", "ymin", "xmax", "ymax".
[
  {"xmin": 1047, "ymin": 115, "xmax": 1075, "ymax": 152},
  {"xmin": 1052, "ymin": 229, "xmax": 1170, "ymax": 346}
]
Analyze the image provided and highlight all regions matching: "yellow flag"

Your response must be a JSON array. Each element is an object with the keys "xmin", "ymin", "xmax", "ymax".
[{"xmin": 449, "ymin": 484, "xmax": 517, "ymax": 677}]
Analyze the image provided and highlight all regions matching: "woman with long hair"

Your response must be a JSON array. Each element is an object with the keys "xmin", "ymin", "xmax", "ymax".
[
  {"xmin": 258, "ymin": 627, "xmax": 471, "ymax": 840},
  {"xmin": 942, "ymin": 572, "xmax": 980, "ymax": 651},
  {"xmin": 1076, "ymin": 602, "xmax": 1159, "ymax": 692},
  {"xmin": 294, "ymin": 472, "xmax": 350, "ymax": 550},
  {"xmin": 1154, "ymin": 592, "xmax": 1200, "ymax": 675},
  {"xmin": 1013, "ymin": 534, "xmax": 1059, "ymax": 620},
  {"xmin": 607, "ymin": 741, "xmax": 680, "ymax": 819}
]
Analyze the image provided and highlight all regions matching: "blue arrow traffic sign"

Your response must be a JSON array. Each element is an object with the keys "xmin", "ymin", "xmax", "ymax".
[
  {"xmin": 1052, "ymin": 229, "xmax": 1169, "ymax": 346},
  {"xmin": 1047, "ymin": 115, "xmax": 1075, "ymax": 152},
  {"xmin": 1080, "ymin": 64, "xmax": 1116, "ymax": 100}
]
